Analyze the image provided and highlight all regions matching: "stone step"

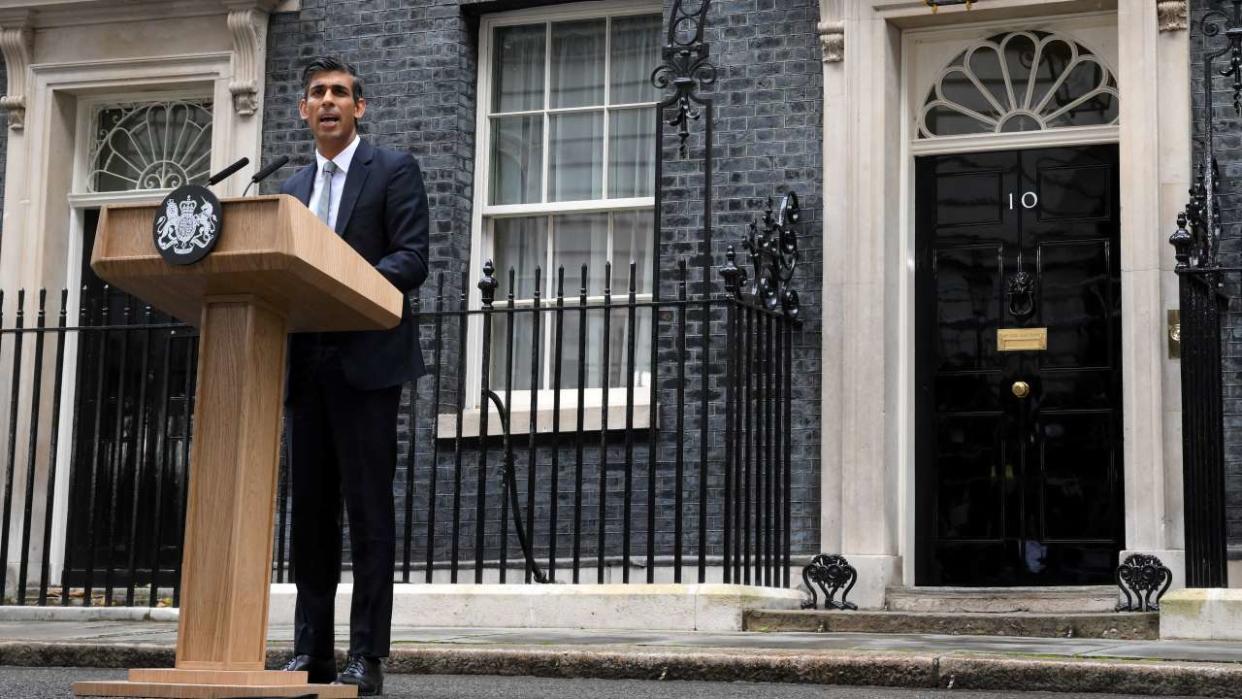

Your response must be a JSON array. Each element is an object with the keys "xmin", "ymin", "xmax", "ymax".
[
  {"xmin": 744, "ymin": 609, "xmax": 1158, "ymax": 640},
  {"xmin": 884, "ymin": 586, "xmax": 1118, "ymax": 614}
]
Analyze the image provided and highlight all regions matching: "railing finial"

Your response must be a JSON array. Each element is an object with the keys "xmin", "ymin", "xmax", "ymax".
[{"xmin": 478, "ymin": 259, "xmax": 498, "ymax": 309}]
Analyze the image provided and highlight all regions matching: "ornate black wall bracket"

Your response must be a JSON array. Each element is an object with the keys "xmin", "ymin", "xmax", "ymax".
[
  {"xmin": 1115, "ymin": 554, "xmax": 1173, "ymax": 612},
  {"xmin": 800, "ymin": 554, "xmax": 858, "ymax": 611},
  {"xmin": 740, "ymin": 191, "xmax": 801, "ymax": 322},
  {"xmin": 651, "ymin": 0, "xmax": 717, "ymax": 157}
]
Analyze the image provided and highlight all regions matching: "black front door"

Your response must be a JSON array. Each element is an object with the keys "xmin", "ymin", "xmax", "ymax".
[{"xmin": 915, "ymin": 145, "xmax": 1122, "ymax": 586}]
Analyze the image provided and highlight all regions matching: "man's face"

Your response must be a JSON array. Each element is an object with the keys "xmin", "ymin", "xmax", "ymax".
[{"xmin": 299, "ymin": 70, "xmax": 366, "ymax": 155}]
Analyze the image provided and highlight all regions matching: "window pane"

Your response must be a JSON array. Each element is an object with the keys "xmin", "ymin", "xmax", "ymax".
[
  {"xmin": 492, "ymin": 24, "xmax": 545, "ymax": 113},
  {"xmin": 610, "ymin": 14, "xmax": 662, "ymax": 104},
  {"xmin": 490, "ymin": 216, "xmax": 548, "ymax": 391},
  {"xmin": 491, "ymin": 312, "xmax": 541, "ymax": 391},
  {"xmin": 550, "ymin": 19, "xmax": 606, "ymax": 108},
  {"xmin": 560, "ymin": 309, "xmax": 605, "ymax": 389},
  {"xmin": 608, "ymin": 108, "xmax": 654, "ymax": 198},
  {"xmin": 612, "ymin": 211, "xmax": 654, "ymax": 293},
  {"xmin": 553, "ymin": 213, "xmax": 609, "ymax": 295},
  {"xmin": 490, "ymin": 116, "xmax": 543, "ymax": 205},
  {"xmin": 549, "ymin": 112, "xmax": 603, "ymax": 201},
  {"xmin": 561, "ymin": 306, "xmax": 651, "ymax": 391},
  {"xmin": 606, "ymin": 306, "xmax": 652, "ymax": 389},
  {"xmin": 493, "ymin": 216, "xmax": 548, "ymax": 298}
]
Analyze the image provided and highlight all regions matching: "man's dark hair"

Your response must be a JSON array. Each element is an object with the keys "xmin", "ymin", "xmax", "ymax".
[{"xmin": 301, "ymin": 56, "xmax": 365, "ymax": 102}]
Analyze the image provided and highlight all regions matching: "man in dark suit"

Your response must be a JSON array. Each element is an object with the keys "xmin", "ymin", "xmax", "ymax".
[{"xmin": 279, "ymin": 56, "xmax": 428, "ymax": 696}]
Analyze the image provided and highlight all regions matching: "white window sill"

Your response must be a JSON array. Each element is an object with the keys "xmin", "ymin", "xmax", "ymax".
[{"xmin": 436, "ymin": 392, "xmax": 655, "ymax": 439}]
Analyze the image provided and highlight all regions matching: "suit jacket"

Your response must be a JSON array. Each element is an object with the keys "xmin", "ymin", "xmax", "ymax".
[{"xmin": 281, "ymin": 138, "xmax": 430, "ymax": 390}]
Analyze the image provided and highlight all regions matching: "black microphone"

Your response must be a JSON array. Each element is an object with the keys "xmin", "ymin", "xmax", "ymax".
[
  {"xmin": 251, "ymin": 155, "xmax": 290, "ymax": 184},
  {"xmin": 242, "ymin": 156, "xmax": 290, "ymax": 196},
  {"xmin": 207, "ymin": 157, "xmax": 250, "ymax": 186}
]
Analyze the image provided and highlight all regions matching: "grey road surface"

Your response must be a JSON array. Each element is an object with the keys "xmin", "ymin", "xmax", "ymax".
[{"xmin": 0, "ymin": 667, "xmax": 1206, "ymax": 699}]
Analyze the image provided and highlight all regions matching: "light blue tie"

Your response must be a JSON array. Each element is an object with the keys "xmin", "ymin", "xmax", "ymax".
[{"xmin": 313, "ymin": 160, "xmax": 338, "ymax": 226}]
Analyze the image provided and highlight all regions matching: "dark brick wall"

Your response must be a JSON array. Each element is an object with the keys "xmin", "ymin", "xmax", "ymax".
[
  {"xmin": 1191, "ymin": 1, "xmax": 1242, "ymax": 555},
  {"xmin": 262, "ymin": 0, "xmax": 822, "ymax": 575}
]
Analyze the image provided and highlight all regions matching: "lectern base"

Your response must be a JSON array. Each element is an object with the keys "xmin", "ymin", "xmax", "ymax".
[{"xmin": 73, "ymin": 669, "xmax": 358, "ymax": 698}]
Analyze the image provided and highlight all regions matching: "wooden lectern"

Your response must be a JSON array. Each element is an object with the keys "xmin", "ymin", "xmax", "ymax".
[{"xmin": 72, "ymin": 195, "xmax": 403, "ymax": 699}]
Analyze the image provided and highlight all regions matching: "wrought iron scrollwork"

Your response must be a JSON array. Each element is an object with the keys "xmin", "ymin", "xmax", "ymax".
[
  {"xmin": 800, "ymin": 554, "xmax": 858, "ymax": 610},
  {"xmin": 651, "ymin": 0, "xmax": 717, "ymax": 157},
  {"xmin": 1173, "ymin": 157, "xmax": 1224, "ymax": 270},
  {"xmin": 1115, "ymin": 554, "xmax": 1172, "ymax": 612},
  {"xmin": 740, "ymin": 191, "xmax": 801, "ymax": 321},
  {"xmin": 1206, "ymin": 1, "xmax": 1242, "ymax": 114}
]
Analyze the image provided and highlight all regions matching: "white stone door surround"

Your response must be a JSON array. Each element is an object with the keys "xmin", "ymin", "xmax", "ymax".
[{"xmin": 819, "ymin": 0, "xmax": 1190, "ymax": 607}]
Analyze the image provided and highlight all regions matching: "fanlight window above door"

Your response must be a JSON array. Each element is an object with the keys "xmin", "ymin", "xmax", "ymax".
[
  {"xmin": 87, "ymin": 100, "xmax": 214, "ymax": 193},
  {"xmin": 917, "ymin": 31, "xmax": 1118, "ymax": 139}
]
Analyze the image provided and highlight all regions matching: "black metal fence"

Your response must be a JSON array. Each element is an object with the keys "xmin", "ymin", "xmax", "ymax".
[
  {"xmin": 1170, "ymin": 264, "xmax": 1228, "ymax": 587},
  {"xmin": 0, "ymin": 244, "xmax": 801, "ymax": 605},
  {"xmin": 0, "ymin": 287, "xmax": 198, "ymax": 606}
]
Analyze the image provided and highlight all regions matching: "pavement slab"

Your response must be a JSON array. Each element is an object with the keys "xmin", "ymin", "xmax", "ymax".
[{"xmin": 4, "ymin": 621, "xmax": 1242, "ymax": 696}]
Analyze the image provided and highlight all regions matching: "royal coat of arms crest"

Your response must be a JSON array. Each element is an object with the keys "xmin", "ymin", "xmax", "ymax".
[{"xmin": 152, "ymin": 184, "xmax": 222, "ymax": 265}]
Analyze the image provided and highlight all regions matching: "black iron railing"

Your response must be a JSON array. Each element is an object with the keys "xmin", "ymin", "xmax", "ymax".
[
  {"xmin": 0, "ymin": 243, "xmax": 802, "ymax": 605},
  {"xmin": 0, "ymin": 288, "xmax": 197, "ymax": 606}
]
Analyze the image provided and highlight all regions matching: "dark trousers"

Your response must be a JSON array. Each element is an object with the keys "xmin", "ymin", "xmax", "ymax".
[{"xmin": 287, "ymin": 347, "xmax": 402, "ymax": 659}]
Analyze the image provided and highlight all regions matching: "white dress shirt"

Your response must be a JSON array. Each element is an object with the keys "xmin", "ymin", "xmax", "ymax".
[{"xmin": 309, "ymin": 134, "xmax": 361, "ymax": 231}]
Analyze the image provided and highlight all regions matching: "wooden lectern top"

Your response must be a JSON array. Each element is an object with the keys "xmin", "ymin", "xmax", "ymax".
[{"xmin": 92, "ymin": 194, "xmax": 403, "ymax": 333}]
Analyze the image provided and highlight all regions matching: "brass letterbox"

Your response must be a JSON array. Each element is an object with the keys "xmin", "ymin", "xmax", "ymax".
[{"xmin": 997, "ymin": 327, "xmax": 1048, "ymax": 352}]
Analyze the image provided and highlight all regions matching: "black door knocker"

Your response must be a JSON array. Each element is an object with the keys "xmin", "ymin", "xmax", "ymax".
[{"xmin": 1007, "ymin": 270, "xmax": 1037, "ymax": 321}]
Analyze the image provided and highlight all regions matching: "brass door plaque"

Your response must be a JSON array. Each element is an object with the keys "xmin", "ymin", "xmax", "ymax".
[{"xmin": 997, "ymin": 327, "xmax": 1047, "ymax": 352}]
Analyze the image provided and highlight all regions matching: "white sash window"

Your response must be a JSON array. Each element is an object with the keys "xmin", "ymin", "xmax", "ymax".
[{"xmin": 475, "ymin": 3, "xmax": 662, "ymax": 393}]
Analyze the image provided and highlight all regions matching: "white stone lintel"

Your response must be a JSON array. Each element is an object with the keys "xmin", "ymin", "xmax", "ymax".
[{"xmin": 269, "ymin": 583, "xmax": 804, "ymax": 632}]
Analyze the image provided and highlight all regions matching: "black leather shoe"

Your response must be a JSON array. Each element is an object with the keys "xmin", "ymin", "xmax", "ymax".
[
  {"xmin": 336, "ymin": 654, "xmax": 383, "ymax": 696},
  {"xmin": 282, "ymin": 653, "xmax": 336, "ymax": 684}
]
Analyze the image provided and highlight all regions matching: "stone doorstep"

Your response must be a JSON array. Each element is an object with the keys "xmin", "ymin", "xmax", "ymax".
[
  {"xmin": 1161, "ymin": 588, "xmax": 1242, "ymax": 641},
  {"xmin": 743, "ymin": 609, "xmax": 1159, "ymax": 640},
  {"xmin": 11, "ymin": 642, "xmax": 1242, "ymax": 698},
  {"xmin": 885, "ymin": 586, "xmax": 1119, "ymax": 614},
  {"xmin": 267, "ymin": 583, "xmax": 806, "ymax": 632}
]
